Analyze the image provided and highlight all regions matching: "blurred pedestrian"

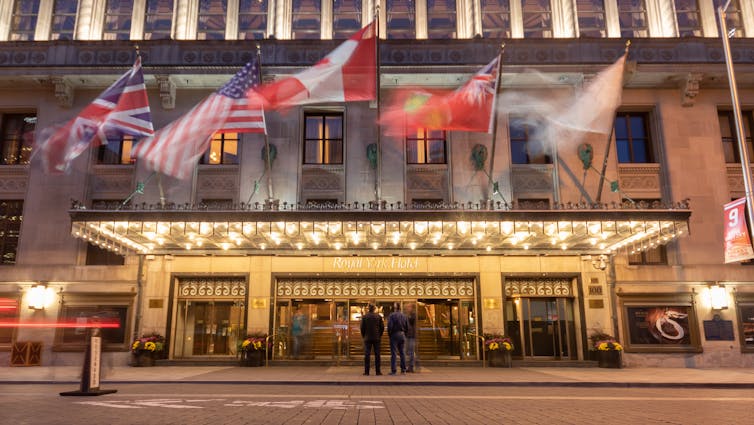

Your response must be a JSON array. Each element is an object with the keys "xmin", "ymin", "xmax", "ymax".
[
  {"xmin": 405, "ymin": 303, "xmax": 419, "ymax": 372},
  {"xmin": 360, "ymin": 304, "xmax": 384, "ymax": 375},
  {"xmin": 387, "ymin": 302, "xmax": 408, "ymax": 375}
]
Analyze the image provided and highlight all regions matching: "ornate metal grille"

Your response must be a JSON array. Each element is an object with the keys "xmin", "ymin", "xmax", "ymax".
[
  {"xmin": 276, "ymin": 277, "xmax": 475, "ymax": 298},
  {"xmin": 504, "ymin": 277, "xmax": 573, "ymax": 297},
  {"xmin": 178, "ymin": 277, "xmax": 247, "ymax": 298}
]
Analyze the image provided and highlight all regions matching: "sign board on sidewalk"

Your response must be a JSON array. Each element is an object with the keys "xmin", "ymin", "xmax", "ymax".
[{"xmin": 723, "ymin": 198, "xmax": 754, "ymax": 263}]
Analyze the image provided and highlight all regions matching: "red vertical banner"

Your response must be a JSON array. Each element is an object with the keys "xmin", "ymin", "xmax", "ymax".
[{"xmin": 724, "ymin": 198, "xmax": 754, "ymax": 263}]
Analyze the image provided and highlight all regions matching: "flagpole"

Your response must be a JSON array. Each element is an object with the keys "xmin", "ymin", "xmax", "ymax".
[
  {"xmin": 718, "ymin": 2, "xmax": 754, "ymax": 242},
  {"xmin": 374, "ymin": 11, "xmax": 383, "ymax": 207},
  {"xmin": 257, "ymin": 43, "xmax": 276, "ymax": 203},
  {"xmin": 486, "ymin": 44, "xmax": 505, "ymax": 208}
]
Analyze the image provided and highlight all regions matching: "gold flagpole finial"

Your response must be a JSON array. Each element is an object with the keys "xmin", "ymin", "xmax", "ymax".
[
  {"xmin": 624, "ymin": 40, "xmax": 631, "ymax": 54},
  {"xmin": 134, "ymin": 44, "xmax": 140, "ymax": 57}
]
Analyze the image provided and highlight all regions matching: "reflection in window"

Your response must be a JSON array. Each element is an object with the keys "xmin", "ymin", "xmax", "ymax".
[
  {"xmin": 292, "ymin": 0, "xmax": 321, "ymax": 40},
  {"xmin": 51, "ymin": 0, "xmax": 78, "ymax": 40},
  {"xmin": 427, "ymin": 0, "xmax": 457, "ymax": 39},
  {"xmin": 304, "ymin": 113, "xmax": 343, "ymax": 164},
  {"xmin": 386, "ymin": 0, "xmax": 415, "ymax": 39},
  {"xmin": 333, "ymin": 0, "xmax": 362, "ymax": 39},
  {"xmin": 715, "ymin": 0, "xmax": 744, "ymax": 38},
  {"xmin": 719, "ymin": 110, "xmax": 754, "ymax": 164},
  {"xmin": 480, "ymin": 0, "xmax": 511, "ymax": 39},
  {"xmin": 201, "ymin": 133, "xmax": 239, "ymax": 164},
  {"xmin": 239, "ymin": 0, "xmax": 268, "ymax": 40},
  {"xmin": 0, "ymin": 113, "xmax": 35, "ymax": 165},
  {"xmin": 674, "ymin": 0, "xmax": 701, "ymax": 37},
  {"xmin": 198, "ymin": 0, "xmax": 227, "ymax": 40},
  {"xmin": 617, "ymin": 0, "xmax": 648, "ymax": 38},
  {"xmin": 10, "ymin": 0, "xmax": 40, "ymax": 41},
  {"xmin": 576, "ymin": 0, "xmax": 607, "ymax": 38},
  {"xmin": 103, "ymin": 0, "xmax": 134, "ymax": 40},
  {"xmin": 615, "ymin": 112, "xmax": 652, "ymax": 163},
  {"xmin": 0, "ymin": 297, "xmax": 18, "ymax": 345},
  {"xmin": 0, "ymin": 200, "xmax": 23, "ymax": 265},
  {"xmin": 144, "ymin": 0, "xmax": 174, "ymax": 40},
  {"xmin": 522, "ymin": 0, "xmax": 552, "ymax": 38},
  {"xmin": 97, "ymin": 135, "xmax": 135, "ymax": 165},
  {"xmin": 57, "ymin": 302, "xmax": 130, "ymax": 350},
  {"xmin": 406, "ymin": 129, "xmax": 446, "ymax": 164},
  {"xmin": 509, "ymin": 116, "xmax": 551, "ymax": 164}
]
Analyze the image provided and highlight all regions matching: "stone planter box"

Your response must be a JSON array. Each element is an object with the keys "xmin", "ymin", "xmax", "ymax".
[
  {"xmin": 597, "ymin": 350, "xmax": 622, "ymax": 368},
  {"xmin": 487, "ymin": 350, "xmax": 512, "ymax": 368}
]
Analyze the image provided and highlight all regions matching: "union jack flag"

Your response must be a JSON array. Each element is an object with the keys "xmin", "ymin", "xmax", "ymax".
[
  {"xmin": 132, "ymin": 59, "xmax": 266, "ymax": 179},
  {"xmin": 36, "ymin": 56, "xmax": 153, "ymax": 173}
]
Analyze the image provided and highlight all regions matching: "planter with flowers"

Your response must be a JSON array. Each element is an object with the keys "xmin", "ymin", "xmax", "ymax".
[
  {"xmin": 590, "ymin": 332, "xmax": 623, "ymax": 368},
  {"xmin": 484, "ymin": 334, "xmax": 514, "ymax": 368},
  {"xmin": 131, "ymin": 334, "xmax": 165, "ymax": 367},
  {"xmin": 239, "ymin": 333, "xmax": 267, "ymax": 367}
]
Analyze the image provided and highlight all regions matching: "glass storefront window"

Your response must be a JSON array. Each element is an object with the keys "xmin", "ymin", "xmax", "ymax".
[{"xmin": 175, "ymin": 300, "xmax": 245, "ymax": 357}]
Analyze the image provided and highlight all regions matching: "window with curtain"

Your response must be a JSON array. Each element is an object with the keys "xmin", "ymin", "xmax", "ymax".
[
  {"xmin": 576, "ymin": 0, "xmax": 607, "ymax": 38},
  {"xmin": 332, "ymin": 0, "xmax": 362, "ymax": 39},
  {"xmin": 480, "ymin": 0, "xmax": 511, "ymax": 39},
  {"xmin": 0, "ymin": 113, "xmax": 35, "ymax": 165},
  {"xmin": 521, "ymin": 0, "xmax": 552, "ymax": 38},
  {"xmin": 719, "ymin": 110, "xmax": 754, "ymax": 164},
  {"xmin": 10, "ymin": 0, "xmax": 40, "ymax": 41},
  {"xmin": 615, "ymin": 112, "xmax": 653, "ymax": 163},
  {"xmin": 674, "ymin": 0, "xmax": 702, "ymax": 37},
  {"xmin": 0, "ymin": 200, "xmax": 23, "ymax": 265},
  {"xmin": 292, "ymin": 0, "xmax": 322, "ymax": 40},
  {"xmin": 51, "ymin": 0, "xmax": 78, "ymax": 40},
  {"xmin": 386, "ymin": 0, "xmax": 415, "ymax": 39},
  {"xmin": 97, "ymin": 135, "xmax": 135, "ymax": 165},
  {"xmin": 509, "ymin": 116, "xmax": 551, "ymax": 164},
  {"xmin": 406, "ymin": 129, "xmax": 446, "ymax": 164},
  {"xmin": 103, "ymin": 0, "xmax": 134, "ymax": 40},
  {"xmin": 617, "ymin": 0, "xmax": 648, "ymax": 38},
  {"xmin": 304, "ymin": 113, "xmax": 343, "ymax": 164},
  {"xmin": 201, "ymin": 132, "xmax": 239, "ymax": 165},
  {"xmin": 197, "ymin": 0, "xmax": 227, "ymax": 40},
  {"xmin": 238, "ymin": 0, "xmax": 268, "ymax": 40},
  {"xmin": 144, "ymin": 0, "xmax": 174, "ymax": 40},
  {"xmin": 427, "ymin": 0, "xmax": 457, "ymax": 39}
]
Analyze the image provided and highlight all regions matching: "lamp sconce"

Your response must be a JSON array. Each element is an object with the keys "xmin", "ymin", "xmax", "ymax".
[
  {"xmin": 591, "ymin": 254, "xmax": 608, "ymax": 271},
  {"xmin": 709, "ymin": 283, "xmax": 728, "ymax": 310},
  {"xmin": 27, "ymin": 284, "xmax": 56, "ymax": 310}
]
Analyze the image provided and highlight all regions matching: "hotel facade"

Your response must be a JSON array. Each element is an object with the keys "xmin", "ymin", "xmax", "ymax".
[{"xmin": 0, "ymin": 0, "xmax": 753, "ymax": 368}]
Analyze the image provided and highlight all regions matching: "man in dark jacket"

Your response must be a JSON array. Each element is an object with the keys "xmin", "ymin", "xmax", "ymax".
[
  {"xmin": 387, "ymin": 302, "xmax": 408, "ymax": 375},
  {"xmin": 360, "ymin": 304, "xmax": 384, "ymax": 376}
]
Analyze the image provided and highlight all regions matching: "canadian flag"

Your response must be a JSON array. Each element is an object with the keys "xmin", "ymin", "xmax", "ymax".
[{"xmin": 251, "ymin": 21, "xmax": 376, "ymax": 109}]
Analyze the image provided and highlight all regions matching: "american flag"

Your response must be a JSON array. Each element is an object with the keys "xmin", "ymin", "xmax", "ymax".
[
  {"xmin": 131, "ymin": 59, "xmax": 266, "ymax": 179},
  {"xmin": 36, "ymin": 56, "xmax": 153, "ymax": 173},
  {"xmin": 217, "ymin": 59, "xmax": 266, "ymax": 134}
]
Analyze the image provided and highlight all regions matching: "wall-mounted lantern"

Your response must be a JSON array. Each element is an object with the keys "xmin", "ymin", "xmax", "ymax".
[
  {"xmin": 709, "ymin": 283, "xmax": 728, "ymax": 310},
  {"xmin": 27, "ymin": 284, "xmax": 56, "ymax": 310}
]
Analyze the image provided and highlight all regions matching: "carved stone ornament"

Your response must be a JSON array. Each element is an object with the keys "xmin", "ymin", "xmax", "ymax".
[
  {"xmin": 51, "ymin": 76, "xmax": 73, "ymax": 108},
  {"xmin": 155, "ymin": 75, "xmax": 176, "ymax": 110},
  {"xmin": 681, "ymin": 72, "xmax": 703, "ymax": 107}
]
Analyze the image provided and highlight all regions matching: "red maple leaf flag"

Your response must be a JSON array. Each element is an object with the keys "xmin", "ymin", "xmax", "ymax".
[
  {"xmin": 381, "ymin": 54, "xmax": 501, "ymax": 135},
  {"xmin": 251, "ymin": 21, "xmax": 376, "ymax": 109}
]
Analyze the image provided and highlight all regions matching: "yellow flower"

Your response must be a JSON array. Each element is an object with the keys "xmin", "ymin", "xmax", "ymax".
[
  {"xmin": 502, "ymin": 342, "xmax": 512, "ymax": 351},
  {"xmin": 253, "ymin": 341, "xmax": 262, "ymax": 350},
  {"xmin": 145, "ymin": 341, "xmax": 156, "ymax": 351},
  {"xmin": 132, "ymin": 341, "xmax": 140, "ymax": 350},
  {"xmin": 489, "ymin": 342, "xmax": 499, "ymax": 351},
  {"xmin": 241, "ymin": 340, "xmax": 251, "ymax": 349}
]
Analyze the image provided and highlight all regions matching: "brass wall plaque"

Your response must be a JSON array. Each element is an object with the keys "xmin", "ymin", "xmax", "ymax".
[
  {"xmin": 589, "ymin": 299, "xmax": 604, "ymax": 309},
  {"xmin": 483, "ymin": 298, "xmax": 500, "ymax": 309},
  {"xmin": 252, "ymin": 298, "xmax": 267, "ymax": 309},
  {"xmin": 148, "ymin": 299, "xmax": 163, "ymax": 308}
]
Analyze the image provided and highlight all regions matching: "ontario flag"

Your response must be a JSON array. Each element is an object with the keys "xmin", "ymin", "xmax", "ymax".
[
  {"xmin": 250, "ymin": 21, "xmax": 376, "ymax": 109},
  {"xmin": 36, "ymin": 56, "xmax": 153, "ymax": 173},
  {"xmin": 380, "ymin": 54, "xmax": 501, "ymax": 135},
  {"xmin": 132, "ymin": 59, "xmax": 266, "ymax": 179}
]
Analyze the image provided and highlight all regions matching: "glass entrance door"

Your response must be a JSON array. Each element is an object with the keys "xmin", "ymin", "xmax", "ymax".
[
  {"xmin": 508, "ymin": 297, "xmax": 576, "ymax": 359},
  {"xmin": 175, "ymin": 300, "xmax": 244, "ymax": 357}
]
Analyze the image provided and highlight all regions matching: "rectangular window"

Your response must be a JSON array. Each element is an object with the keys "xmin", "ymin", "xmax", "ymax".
[
  {"xmin": 386, "ymin": 0, "xmax": 416, "ymax": 39},
  {"xmin": 332, "ymin": 0, "xmax": 362, "ymax": 39},
  {"xmin": 10, "ymin": 0, "xmax": 39, "ymax": 41},
  {"xmin": 198, "ymin": 0, "xmax": 227, "ymax": 40},
  {"xmin": 303, "ymin": 113, "xmax": 343, "ymax": 164},
  {"xmin": 144, "ymin": 0, "xmax": 174, "ymax": 40},
  {"xmin": 674, "ymin": 0, "xmax": 701, "ymax": 37},
  {"xmin": 0, "ymin": 296, "xmax": 19, "ymax": 347},
  {"xmin": 509, "ymin": 116, "xmax": 551, "ymax": 164},
  {"xmin": 522, "ymin": 0, "xmax": 552, "ymax": 38},
  {"xmin": 97, "ymin": 135, "xmax": 135, "ymax": 165},
  {"xmin": 292, "ymin": 0, "xmax": 321, "ymax": 40},
  {"xmin": 103, "ymin": 0, "xmax": 134, "ymax": 40},
  {"xmin": 719, "ymin": 110, "xmax": 754, "ymax": 164},
  {"xmin": 55, "ymin": 296, "xmax": 133, "ymax": 351},
  {"xmin": 238, "ymin": 0, "xmax": 267, "ymax": 40},
  {"xmin": 201, "ymin": 133, "xmax": 239, "ymax": 165},
  {"xmin": 85, "ymin": 244, "xmax": 125, "ymax": 266},
  {"xmin": 0, "ymin": 200, "xmax": 23, "ymax": 265},
  {"xmin": 427, "ymin": 0, "xmax": 457, "ymax": 39},
  {"xmin": 0, "ymin": 113, "xmax": 35, "ymax": 165},
  {"xmin": 51, "ymin": 0, "xmax": 78, "ymax": 40},
  {"xmin": 480, "ymin": 0, "xmax": 511, "ymax": 38},
  {"xmin": 615, "ymin": 112, "xmax": 653, "ymax": 163},
  {"xmin": 617, "ymin": 0, "xmax": 648, "ymax": 38},
  {"xmin": 576, "ymin": 0, "xmax": 607, "ymax": 38},
  {"xmin": 737, "ymin": 296, "xmax": 754, "ymax": 352},
  {"xmin": 406, "ymin": 129, "xmax": 447, "ymax": 164},
  {"xmin": 719, "ymin": 0, "xmax": 744, "ymax": 38}
]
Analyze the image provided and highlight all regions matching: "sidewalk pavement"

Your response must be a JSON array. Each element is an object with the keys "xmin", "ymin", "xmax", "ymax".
[{"xmin": 2, "ymin": 365, "xmax": 754, "ymax": 388}]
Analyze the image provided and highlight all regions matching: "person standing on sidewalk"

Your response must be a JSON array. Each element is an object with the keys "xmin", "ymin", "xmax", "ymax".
[
  {"xmin": 405, "ymin": 303, "xmax": 419, "ymax": 373},
  {"xmin": 387, "ymin": 302, "xmax": 408, "ymax": 375},
  {"xmin": 360, "ymin": 304, "xmax": 384, "ymax": 376}
]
